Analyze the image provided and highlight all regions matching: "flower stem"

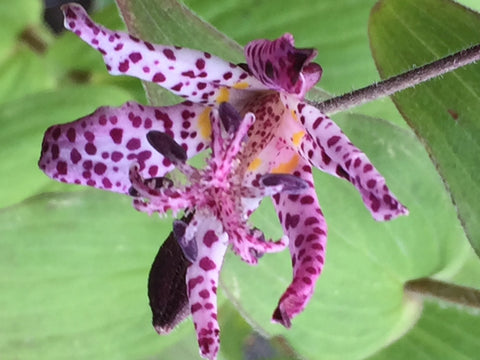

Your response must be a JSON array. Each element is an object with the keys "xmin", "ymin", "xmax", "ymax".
[
  {"xmin": 405, "ymin": 278, "xmax": 480, "ymax": 309},
  {"xmin": 313, "ymin": 44, "xmax": 480, "ymax": 115}
]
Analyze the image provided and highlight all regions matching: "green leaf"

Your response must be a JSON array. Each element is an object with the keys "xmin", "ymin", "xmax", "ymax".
[
  {"xmin": 0, "ymin": 0, "xmax": 42, "ymax": 62},
  {"xmin": 451, "ymin": 244, "xmax": 480, "ymax": 289},
  {"xmin": 221, "ymin": 114, "xmax": 470, "ymax": 360},
  {"xmin": 0, "ymin": 48, "xmax": 55, "ymax": 104},
  {"xmin": 0, "ymin": 86, "xmax": 132, "ymax": 208},
  {"xmin": 369, "ymin": 0, "xmax": 480, "ymax": 255},
  {"xmin": 367, "ymin": 301, "xmax": 480, "ymax": 360},
  {"xmin": 0, "ymin": 190, "xmax": 194, "ymax": 360}
]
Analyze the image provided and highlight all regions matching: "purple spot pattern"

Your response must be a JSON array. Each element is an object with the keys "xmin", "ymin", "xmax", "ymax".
[
  {"xmin": 291, "ymin": 98, "xmax": 408, "ymax": 221},
  {"xmin": 270, "ymin": 164, "xmax": 327, "ymax": 327},
  {"xmin": 61, "ymin": 4, "xmax": 266, "ymax": 106},
  {"xmin": 39, "ymin": 101, "xmax": 209, "ymax": 193},
  {"xmin": 38, "ymin": 5, "xmax": 409, "ymax": 360},
  {"xmin": 185, "ymin": 216, "xmax": 227, "ymax": 360}
]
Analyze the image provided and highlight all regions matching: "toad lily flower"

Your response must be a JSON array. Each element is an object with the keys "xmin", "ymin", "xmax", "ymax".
[
  {"xmin": 132, "ymin": 103, "xmax": 305, "ymax": 359},
  {"xmin": 38, "ymin": 3, "xmax": 408, "ymax": 360}
]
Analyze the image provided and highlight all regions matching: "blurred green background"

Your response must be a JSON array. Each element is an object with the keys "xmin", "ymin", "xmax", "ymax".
[{"xmin": 1, "ymin": 0, "xmax": 480, "ymax": 359}]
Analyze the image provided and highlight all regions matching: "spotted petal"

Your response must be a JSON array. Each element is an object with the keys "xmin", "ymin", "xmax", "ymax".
[
  {"xmin": 39, "ymin": 101, "xmax": 210, "ymax": 194},
  {"xmin": 293, "ymin": 100, "xmax": 408, "ymax": 221},
  {"xmin": 62, "ymin": 4, "xmax": 266, "ymax": 106},
  {"xmin": 244, "ymin": 33, "xmax": 322, "ymax": 98},
  {"xmin": 270, "ymin": 161, "xmax": 327, "ymax": 328},
  {"xmin": 184, "ymin": 214, "xmax": 228, "ymax": 360}
]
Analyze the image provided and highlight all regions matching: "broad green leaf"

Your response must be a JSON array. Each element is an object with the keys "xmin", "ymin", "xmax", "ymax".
[
  {"xmin": 0, "ymin": 48, "xmax": 55, "ymax": 104},
  {"xmin": 0, "ymin": 86, "xmax": 132, "ymax": 208},
  {"xmin": 0, "ymin": 190, "xmax": 195, "ymax": 360},
  {"xmin": 459, "ymin": 0, "xmax": 480, "ymax": 11},
  {"xmin": 367, "ymin": 301, "xmax": 480, "ymax": 360},
  {"xmin": 369, "ymin": 0, "xmax": 480, "ymax": 255},
  {"xmin": 221, "ymin": 114, "xmax": 470, "ymax": 360},
  {"xmin": 451, "ymin": 245, "xmax": 480, "ymax": 289}
]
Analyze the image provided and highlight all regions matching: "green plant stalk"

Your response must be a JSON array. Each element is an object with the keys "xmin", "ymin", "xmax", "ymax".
[{"xmin": 405, "ymin": 278, "xmax": 480, "ymax": 308}]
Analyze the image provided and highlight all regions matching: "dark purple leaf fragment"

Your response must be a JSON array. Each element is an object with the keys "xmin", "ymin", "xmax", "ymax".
[{"xmin": 148, "ymin": 213, "xmax": 194, "ymax": 334}]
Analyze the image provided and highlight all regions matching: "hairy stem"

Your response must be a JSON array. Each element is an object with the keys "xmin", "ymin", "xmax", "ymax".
[
  {"xmin": 313, "ymin": 44, "xmax": 480, "ymax": 115},
  {"xmin": 405, "ymin": 278, "xmax": 480, "ymax": 309}
]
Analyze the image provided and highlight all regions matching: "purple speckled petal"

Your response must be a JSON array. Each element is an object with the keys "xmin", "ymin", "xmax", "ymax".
[
  {"xmin": 293, "ymin": 100, "xmax": 408, "ymax": 221},
  {"xmin": 62, "ymin": 4, "xmax": 266, "ymax": 106},
  {"xmin": 39, "ymin": 101, "xmax": 210, "ymax": 194},
  {"xmin": 185, "ymin": 214, "xmax": 228, "ymax": 360},
  {"xmin": 270, "ymin": 161, "xmax": 327, "ymax": 328},
  {"xmin": 244, "ymin": 33, "xmax": 322, "ymax": 98}
]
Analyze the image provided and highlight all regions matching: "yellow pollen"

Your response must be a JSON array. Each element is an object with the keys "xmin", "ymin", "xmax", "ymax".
[
  {"xmin": 247, "ymin": 157, "xmax": 262, "ymax": 171},
  {"xmin": 292, "ymin": 131, "xmax": 306, "ymax": 147},
  {"xmin": 271, "ymin": 154, "xmax": 300, "ymax": 174},
  {"xmin": 198, "ymin": 108, "xmax": 212, "ymax": 139},
  {"xmin": 290, "ymin": 109, "xmax": 299, "ymax": 122},
  {"xmin": 216, "ymin": 88, "xmax": 230, "ymax": 103},
  {"xmin": 233, "ymin": 82, "xmax": 249, "ymax": 90}
]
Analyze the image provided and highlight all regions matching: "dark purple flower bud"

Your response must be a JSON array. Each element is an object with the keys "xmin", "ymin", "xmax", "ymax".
[
  {"xmin": 260, "ymin": 173, "xmax": 309, "ymax": 193},
  {"xmin": 173, "ymin": 219, "xmax": 198, "ymax": 263},
  {"xmin": 147, "ymin": 131, "xmax": 187, "ymax": 163},
  {"xmin": 219, "ymin": 102, "xmax": 242, "ymax": 134},
  {"xmin": 148, "ymin": 213, "xmax": 194, "ymax": 335}
]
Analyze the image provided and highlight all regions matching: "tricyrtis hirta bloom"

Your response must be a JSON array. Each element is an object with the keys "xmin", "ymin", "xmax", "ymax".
[{"xmin": 39, "ymin": 3, "xmax": 408, "ymax": 360}]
